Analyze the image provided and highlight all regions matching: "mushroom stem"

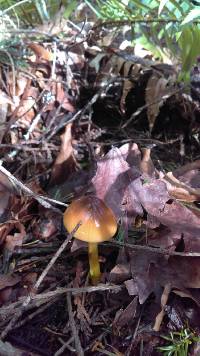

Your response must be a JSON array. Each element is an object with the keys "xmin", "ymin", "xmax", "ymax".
[{"xmin": 88, "ymin": 242, "xmax": 100, "ymax": 285}]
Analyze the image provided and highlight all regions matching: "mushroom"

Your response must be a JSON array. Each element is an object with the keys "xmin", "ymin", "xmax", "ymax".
[{"xmin": 63, "ymin": 195, "xmax": 117, "ymax": 284}]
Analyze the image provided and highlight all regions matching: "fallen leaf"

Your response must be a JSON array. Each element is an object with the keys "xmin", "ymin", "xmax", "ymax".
[
  {"xmin": 113, "ymin": 297, "xmax": 138, "ymax": 330},
  {"xmin": 28, "ymin": 42, "xmax": 53, "ymax": 61},
  {"xmin": 50, "ymin": 123, "xmax": 78, "ymax": 186},
  {"xmin": 124, "ymin": 250, "xmax": 200, "ymax": 304},
  {"xmin": 5, "ymin": 222, "xmax": 26, "ymax": 251},
  {"xmin": 140, "ymin": 147, "xmax": 155, "ymax": 177},
  {"xmin": 56, "ymin": 82, "xmax": 75, "ymax": 112},
  {"xmin": 0, "ymin": 274, "xmax": 20, "ymax": 290},
  {"xmin": 145, "ymin": 72, "xmax": 170, "ymax": 131},
  {"xmin": 162, "ymin": 171, "xmax": 200, "ymax": 202}
]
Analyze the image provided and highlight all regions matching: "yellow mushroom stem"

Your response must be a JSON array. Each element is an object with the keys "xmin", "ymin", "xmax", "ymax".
[{"xmin": 88, "ymin": 242, "xmax": 101, "ymax": 285}]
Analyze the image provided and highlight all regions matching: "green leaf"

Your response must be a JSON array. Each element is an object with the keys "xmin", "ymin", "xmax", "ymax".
[
  {"xmin": 181, "ymin": 8, "xmax": 200, "ymax": 25},
  {"xmin": 63, "ymin": 0, "xmax": 77, "ymax": 19},
  {"xmin": 158, "ymin": 0, "xmax": 169, "ymax": 15},
  {"xmin": 84, "ymin": 0, "xmax": 103, "ymax": 18},
  {"xmin": 178, "ymin": 26, "xmax": 193, "ymax": 59}
]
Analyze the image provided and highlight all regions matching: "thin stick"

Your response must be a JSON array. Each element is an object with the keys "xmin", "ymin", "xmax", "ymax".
[
  {"xmin": 0, "ymin": 165, "xmax": 67, "ymax": 208},
  {"xmin": 67, "ymin": 293, "xmax": 84, "ymax": 356},
  {"xmin": 23, "ymin": 222, "xmax": 82, "ymax": 307},
  {"xmin": 1, "ymin": 223, "xmax": 81, "ymax": 340},
  {"xmin": 19, "ymin": 284, "xmax": 123, "ymax": 301},
  {"xmin": 110, "ymin": 241, "xmax": 200, "ymax": 257}
]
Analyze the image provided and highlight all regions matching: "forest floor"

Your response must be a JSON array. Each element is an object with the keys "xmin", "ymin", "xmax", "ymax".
[{"xmin": 0, "ymin": 12, "xmax": 200, "ymax": 356}]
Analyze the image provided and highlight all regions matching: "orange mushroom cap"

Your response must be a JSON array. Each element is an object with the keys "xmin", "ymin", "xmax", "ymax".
[{"xmin": 63, "ymin": 196, "xmax": 117, "ymax": 243}]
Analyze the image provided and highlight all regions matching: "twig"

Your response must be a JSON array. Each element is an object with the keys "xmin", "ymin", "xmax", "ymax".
[
  {"xmin": 17, "ymin": 284, "xmax": 125, "ymax": 302},
  {"xmin": 92, "ymin": 18, "xmax": 200, "ymax": 32},
  {"xmin": 0, "ymin": 165, "xmax": 67, "ymax": 208},
  {"xmin": 121, "ymin": 88, "xmax": 183, "ymax": 129},
  {"xmin": 110, "ymin": 241, "xmax": 200, "ymax": 257},
  {"xmin": 0, "ymin": 297, "xmax": 50, "ymax": 339},
  {"xmin": 0, "ymin": 29, "xmax": 54, "ymax": 38},
  {"xmin": 51, "ymin": 41, "xmax": 57, "ymax": 80},
  {"xmin": 55, "ymin": 337, "xmax": 75, "ymax": 355},
  {"xmin": 20, "ymin": 284, "xmax": 123, "ymax": 301},
  {"xmin": 67, "ymin": 293, "xmax": 84, "ymax": 356},
  {"xmin": 23, "ymin": 222, "xmax": 82, "ymax": 307},
  {"xmin": 126, "ymin": 300, "xmax": 143, "ymax": 356},
  {"xmin": 14, "ymin": 298, "xmax": 58, "ymax": 330},
  {"xmin": 0, "ymin": 223, "xmax": 81, "ymax": 339},
  {"xmin": 153, "ymin": 283, "xmax": 171, "ymax": 331}
]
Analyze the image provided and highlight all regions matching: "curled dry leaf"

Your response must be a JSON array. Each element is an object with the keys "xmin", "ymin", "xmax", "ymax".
[
  {"xmin": 33, "ymin": 209, "xmax": 61, "ymax": 241},
  {"xmin": 28, "ymin": 42, "xmax": 53, "ymax": 61},
  {"xmin": 5, "ymin": 221, "xmax": 26, "ymax": 251},
  {"xmin": 145, "ymin": 73, "xmax": 169, "ymax": 131},
  {"xmin": 50, "ymin": 123, "xmax": 78, "ymax": 186},
  {"xmin": 161, "ymin": 171, "xmax": 200, "ymax": 202},
  {"xmin": 153, "ymin": 283, "xmax": 171, "ymax": 331},
  {"xmin": 140, "ymin": 147, "xmax": 155, "ymax": 177},
  {"xmin": 119, "ymin": 142, "xmax": 141, "ymax": 168},
  {"xmin": 131, "ymin": 177, "xmax": 200, "ymax": 239},
  {"xmin": 56, "ymin": 82, "xmax": 75, "ymax": 112}
]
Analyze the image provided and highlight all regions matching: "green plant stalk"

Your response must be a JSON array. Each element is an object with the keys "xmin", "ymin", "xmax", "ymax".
[{"xmin": 88, "ymin": 242, "xmax": 101, "ymax": 285}]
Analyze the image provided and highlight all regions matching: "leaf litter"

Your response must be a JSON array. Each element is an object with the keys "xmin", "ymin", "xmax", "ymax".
[{"xmin": 0, "ymin": 8, "xmax": 200, "ymax": 355}]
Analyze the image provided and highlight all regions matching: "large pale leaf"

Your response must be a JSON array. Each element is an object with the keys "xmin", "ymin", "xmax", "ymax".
[{"xmin": 181, "ymin": 8, "xmax": 200, "ymax": 25}]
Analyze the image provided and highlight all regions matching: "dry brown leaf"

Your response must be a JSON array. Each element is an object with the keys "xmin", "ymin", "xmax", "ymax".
[
  {"xmin": 113, "ymin": 297, "xmax": 138, "ymax": 331},
  {"xmin": 0, "ymin": 274, "xmax": 20, "ymax": 290},
  {"xmin": 119, "ymin": 142, "xmax": 141, "ymax": 168},
  {"xmin": 162, "ymin": 172, "xmax": 200, "ymax": 202},
  {"xmin": 153, "ymin": 283, "xmax": 171, "ymax": 331},
  {"xmin": 120, "ymin": 62, "xmax": 141, "ymax": 113},
  {"xmin": 123, "ymin": 251, "xmax": 200, "ymax": 304},
  {"xmin": 56, "ymin": 82, "xmax": 75, "ymax": 112},
  {"xmin": 91, "ymin": 146, "xmax": 131, "ymax": 218},
  {"xmin": 33, "ymin": 209, "xmax": 61, "ymax": 241},
  {"xmin": 50, "ymin": 123, "xmax": 78, "ymax": 186},
  {"xmin": 28, "ymin": 43, "xmax": 53, "ymax": 61},
  {"xmin": 140, "ymin": 147, "xmax": 155, "ymax": 177},
  {"xmin": 145, "ymin": 73, "xmax": 169, "ymax": 131},
  {"xmin": 5, "ymin": 221, "xmax": 26, "ymax": 251},
  {"xmin": 16, "ymin": 75, "xmax": 28, "ymax": 97}
]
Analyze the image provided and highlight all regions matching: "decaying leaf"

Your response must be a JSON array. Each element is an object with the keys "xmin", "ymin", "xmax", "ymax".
[
  {"xmin": 92, "ymin": 146, "xmax": 130, "ymax": 217},
  {"xmin": 113, "ymin": 297, "xmax": 138, "ymax": 331},
  {"xmin": 5, "ymin": 221, "xmax": 26, "ymax": 251},
  {"xmin": 140, "ymin": 147, "xmax": 156, "ymax": 177},
  {"xmin": 153, "ymin": 283, "xmax": 171, "ymax": 331},
  {"xmin": 121, "ymin": 251, "xmax": 200, "ymax": 304},
  {"xmin": 55, "ymin": 82, "xmax": 75, "ymax": 112},
  {"xmin": 161, "ymin": 171, "xmax": 200, "ymax": 202},
  {"xmin": 50, "ymin": 123, "xmax": 78, "ymax": 186},
  {"xmin": 145, "ymin": 73, "xmax": 169, "ymax": 131},
  {"xmin": 0, "ymin": 274, "xmax": 20, "ymax": 290},
  {"xmin": 28, "ymin": 42, "xmax": 53, "ymax": 61}
]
